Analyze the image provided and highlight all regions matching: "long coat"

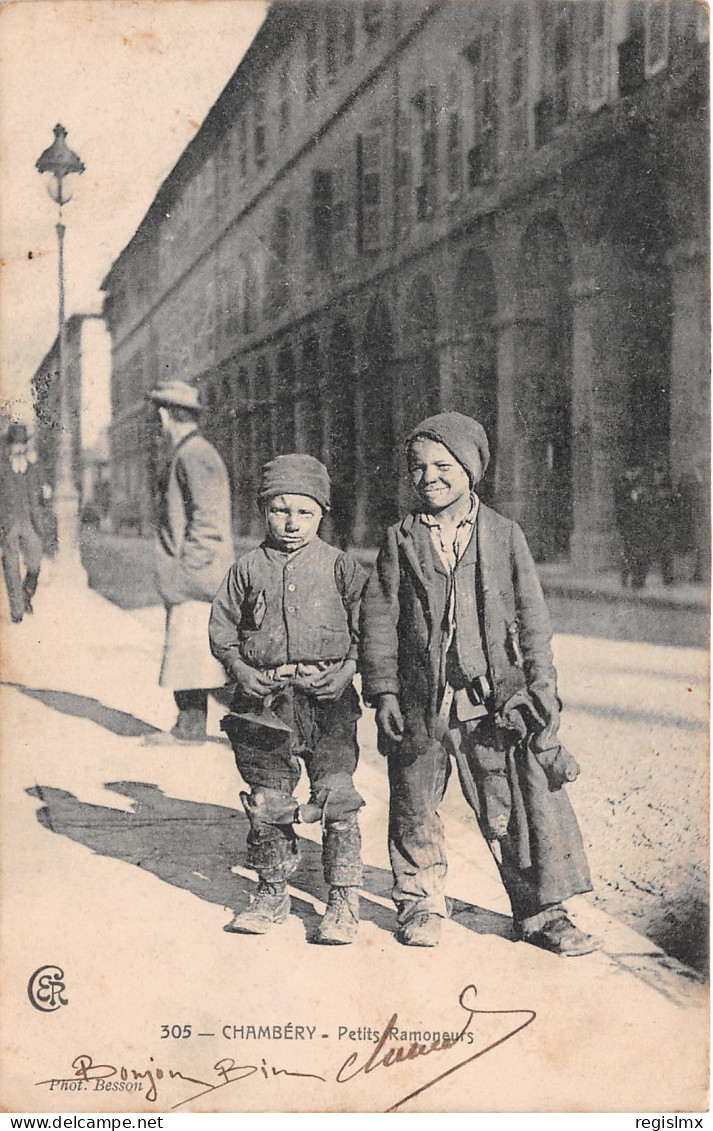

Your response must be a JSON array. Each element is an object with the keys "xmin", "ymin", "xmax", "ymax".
[
  {"xmin": 0, "ymin": 461, "xmax": 45, "ymax": 544},
  {"xmin": 155, "ymin": 430, "xmax": 234, "ymax": 691},
  {"xmin": 155, "ymin": 430, "xmax": 234, "ymax": 607},
  {"xmin": 360, "ymin": 503, "xmax": 591, "ymax": 898}
]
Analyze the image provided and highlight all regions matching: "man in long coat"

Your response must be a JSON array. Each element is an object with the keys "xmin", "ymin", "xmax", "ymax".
[
  {"xmin": 146, "ymin": 381, "xmax": 234, "ymax": 744},
  {"xmin": 360, "ymin": 412, "xmax": 596, "ymax": 954},
  {"xmin": 1, "ymin": 423, "xmax": 45, "ymax": 623}
]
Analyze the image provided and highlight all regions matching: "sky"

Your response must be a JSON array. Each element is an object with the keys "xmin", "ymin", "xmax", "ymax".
[{"xmin": 0, "ymin": 0, "xmax": 268, "ymax": 433}]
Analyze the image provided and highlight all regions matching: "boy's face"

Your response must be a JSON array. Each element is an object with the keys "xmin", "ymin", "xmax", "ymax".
[
  {"xmin": 265, "ymin": 493, "xmax": 323, "ymax": 551},
  {"xmin": 408, "ymin": 438, "xmax": 473, "ymax": 513}
]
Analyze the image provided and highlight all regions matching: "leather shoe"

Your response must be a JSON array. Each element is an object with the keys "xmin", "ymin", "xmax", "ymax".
[{"xmin": 396, "ymin": 912, "xmax": 442, "ymax": 947}]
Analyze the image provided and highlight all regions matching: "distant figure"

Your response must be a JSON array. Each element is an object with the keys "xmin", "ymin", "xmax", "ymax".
[
  {"xmin": 210, "ymin": 455, "xmax": 368, "ymax": 944},
  {"xmin": 675, "ymin": 465, "xmax": 709, "ymax": 584},
  {"xmin": 614, "ymin": 464, "xmax": 652, "ymax": 590},
  {"xmin": 0, "ymin": 423, "xmax": 45, "ymax": 623},
  {"xmin": 145, "ymin": 381, "xmax": 234, "ymax": 744},
  {"xmin": 650, "ymin": 462, "xmax": 676, "ymax": 586}
]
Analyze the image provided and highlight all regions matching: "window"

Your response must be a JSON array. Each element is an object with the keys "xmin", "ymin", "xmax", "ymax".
[
  {"xmin": 697, "ymin": 3, "xmax": 709, "ymax": 42},
  {"xmin": 466, "ymin": 28, "xmax": 498, "ymax": 187},
  {"xmin": 237, "ymin": 113, "xmax": 248, "ymax": 180},
  {"xmin": 413, "ymin": 87, "xmax": 438, "ymax": 220},
  {"xmin": 306, "ymin": 18, "xmax": 319, "ymax": 102},
  {"xmin": 395, "ymin": 113, "xmax": 413, "ymax": 238},
  {"xmin": 357, "ymin": 130, "xmax": 384, "ymax": 252},
  {"xmin": 552, "ymin": 3, "xmax": 573, "ymax": 126},
  {"xmin": 268, "ymin": 208, "xmax": 290, "ymax": 317},
  {"xmin": 507, "ymin": 6, "xmax": 529, "ymax": 155},
  {"xmin": 363, "ymin": 3, "xmax": 383, "ymax": 38},
  {"xmin": 644, "ymin": 0, "xmax": 670, "ymax": 75},
  {"xmin": 445, "ymin": 71, "xmax": 463, "ymax": 198},
  {"xmin": 312, "ymin": 169, "xmax": 349, "ymax": 270},
  {"xmin": 279, "ymin": 59, "xmax": 291, "ymax": 135},
  {"xmin": 326, "ymin": 7, "xmax": 339, "ymax": 83},
  {"xmin": 253, "ymin": 78, "xmax": 267, "ymax": 166},
  {"xmin": 536, "ymin": 2, "xmax": 573, "ymax": 145},
  {"xmin": 343, "ymin": 8, "xmax": 356, "ymax": 63},
  {"xmin": 241, "ymin": 255, "xmax": 258, "ymax": 334},
  {"xmin": 587, "ymin": 1, "xmax": 609, "ymax": 110}
]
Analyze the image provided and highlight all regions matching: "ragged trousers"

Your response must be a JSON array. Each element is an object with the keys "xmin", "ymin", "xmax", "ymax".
[
  {"xmin": 228, "ymin": 684, "xmax": 364, "ymax": 887},
  {"xmin": 388, "ymin": 710, "xmax": 592, "ymax": 926}
]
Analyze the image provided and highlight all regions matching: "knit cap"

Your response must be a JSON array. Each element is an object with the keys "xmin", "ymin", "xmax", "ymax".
[
  {"xmin": 407, "ymin": 411, "xmax": 490, "ymax": 483},
  {"xmin": 259, "ymin": 453, "xmax": 331, "ymax": 511}
]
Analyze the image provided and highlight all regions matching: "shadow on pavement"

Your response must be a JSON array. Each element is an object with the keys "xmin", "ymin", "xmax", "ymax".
[
  {"xmin": 5, "ymin": 683, "xmax": 162, "ymax": 738},
  {"xmin": 27, "ymin": 781, "xmax": 513, "ymax": 944}
]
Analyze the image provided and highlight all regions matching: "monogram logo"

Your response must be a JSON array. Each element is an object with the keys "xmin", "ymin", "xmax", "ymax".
[{"xmin": 27, "ymin": 965, "xmax": 68, "ymax": 1012}]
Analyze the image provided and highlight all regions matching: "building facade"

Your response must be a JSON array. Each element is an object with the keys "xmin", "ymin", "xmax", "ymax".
[
  {"xmin": 102, "ymin": 0, "xmax": 709, "ymax": 569},
  {"xmin": 31, "ymin": 313, "xmax": 86, "ymax": 494}
]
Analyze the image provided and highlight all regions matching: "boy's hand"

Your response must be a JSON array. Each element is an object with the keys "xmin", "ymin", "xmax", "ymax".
[
  {"xmin": 310, "ymin": 660, "xmax": 357, "ymax": 701},
  {"xmin": 231, "ymin": 658, "xmax": 280, "ymax": 700},
  {"xmin": 376, "ymin": 693, "xmax": 404, "ymax": 743}
]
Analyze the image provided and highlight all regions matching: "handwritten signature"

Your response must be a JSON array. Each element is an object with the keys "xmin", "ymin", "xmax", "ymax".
[{"xmin": 35, "ymin": 984, "xmax": 536, "ymax": 1112}]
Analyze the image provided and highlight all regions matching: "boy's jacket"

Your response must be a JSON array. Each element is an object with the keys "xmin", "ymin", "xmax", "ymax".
[
  {"xmin": 210, "ymin": 537, "xmax": 367, "ymax": 673},
  {"xmin": 360, "ymin": 503, "xmax": 559, "ymax": 736}
]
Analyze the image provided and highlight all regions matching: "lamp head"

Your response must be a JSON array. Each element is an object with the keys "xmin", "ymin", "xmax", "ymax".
[{"xmin": 36, "ymin": 125, "xmax": 84, "ymax": 203}]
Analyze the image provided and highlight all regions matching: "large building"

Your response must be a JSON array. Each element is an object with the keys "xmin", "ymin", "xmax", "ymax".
[
  {"xmin": 31, "ymin": 313, "xmax": 88, "ymax": 494},
  {"xmin": 102, "ymin": 0, "xmax": 709, "ymax": 569}
]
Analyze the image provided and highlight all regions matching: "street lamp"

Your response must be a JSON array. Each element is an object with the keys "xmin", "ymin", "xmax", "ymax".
[{"xmin": 36, "ymin": 124, "xmax": 85, "ymax": 583}]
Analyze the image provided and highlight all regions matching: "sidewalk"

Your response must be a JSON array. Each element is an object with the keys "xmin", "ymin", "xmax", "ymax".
[
  {"xmin": 0, "ymin": 576, "xmax": 707, "ymax": 1113},
  {"xmin": 537, "ymin": 561, "xmax": 709, "ymax": 611}
]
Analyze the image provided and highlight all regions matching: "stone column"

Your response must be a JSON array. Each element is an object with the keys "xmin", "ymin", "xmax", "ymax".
[
  {"xmin": 568, "ymin": 245, "xmax": 629, "ymax": 573},
  {"xmin": 492, "ymin": 305, "xmax": 519, "ymax": 519}
]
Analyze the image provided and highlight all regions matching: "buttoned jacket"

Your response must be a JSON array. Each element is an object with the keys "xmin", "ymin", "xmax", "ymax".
[{"xmin": 209, "ymin": 536, "xmax": 368, "ymax": 674}]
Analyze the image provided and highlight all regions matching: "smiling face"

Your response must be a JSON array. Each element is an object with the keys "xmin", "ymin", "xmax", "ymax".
[
  {"xmin": 407, "ymin": 437, "xmax": 473, "ymax": 514},
  {"xmin": 265, "ymin": 493, "xmax": 323, "ymax": 551}
]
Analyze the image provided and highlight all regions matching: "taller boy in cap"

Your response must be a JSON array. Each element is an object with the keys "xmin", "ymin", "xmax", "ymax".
[
  {"xmin": 146, "ymin": 381, "xmax": 233, "ymax": 743},
  {"xmin": 360, "ymin": 412, "xmax": 596, "ymax": 954},
  {"xmin": 210, "ymin": 454, "xmax": 368, "ymax": 944}
]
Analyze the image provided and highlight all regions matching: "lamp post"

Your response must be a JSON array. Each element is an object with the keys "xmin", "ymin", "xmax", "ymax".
[{"xmin": 36, "ymin": 124, "xmax": 86, "ymax": 583}]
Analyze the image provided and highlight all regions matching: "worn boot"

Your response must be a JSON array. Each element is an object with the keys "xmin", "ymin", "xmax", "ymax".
[
  {"xmin": 224, "ymin": 880, "xmax": 290, "ymax": 934},
  {"xmin": 316, "ymin": 885, "xmax": 360, "ymax": 945}
]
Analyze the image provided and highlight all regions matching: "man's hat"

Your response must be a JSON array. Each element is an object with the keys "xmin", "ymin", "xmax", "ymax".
[{"xmin": 146, "ymin": 381, "xmax": 201, "ymax": 412}]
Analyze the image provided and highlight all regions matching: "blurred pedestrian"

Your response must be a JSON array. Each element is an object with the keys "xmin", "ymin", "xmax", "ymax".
[
  {"xmin": 614, "ymin": 464, "xmax": 651, "ymax": 590},
  {"xmin": 650, "ymin": 461, "xmax": 676, "ymax": 586},
  {"xmin": 0, "ymin": 423, "xmax": 45, "ymax": 623},
  {"xmin": 144, "ymin": 381, "xmax": 234, "ymax": 744},
  {"xmin": 675, "ymin": 464, "xmax": 709, "ymax": 584}
]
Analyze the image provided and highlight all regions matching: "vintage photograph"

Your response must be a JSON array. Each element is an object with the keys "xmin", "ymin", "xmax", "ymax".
[{"xmin": 0, "ymin": 0, "xmax": 709, "ymax": 1116}]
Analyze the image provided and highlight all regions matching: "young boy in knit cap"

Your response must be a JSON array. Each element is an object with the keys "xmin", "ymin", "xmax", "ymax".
[
  {"xmin": 360, "ymin": 412, "xmax": 598, "ymax": 954},
  {"xmin": 209, "ymin": 454, "xmax": 368, "ymax": 944}
]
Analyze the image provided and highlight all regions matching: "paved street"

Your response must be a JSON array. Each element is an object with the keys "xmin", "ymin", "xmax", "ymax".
[{"xmin": 0, "ymin": 574, "xmax": 708, "ymax": 1114}]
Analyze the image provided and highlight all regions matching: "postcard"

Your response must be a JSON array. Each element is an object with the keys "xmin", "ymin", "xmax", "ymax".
[{"xmin": 0, "ymin": 0, "xmax": 708, "ymax": 1117}]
